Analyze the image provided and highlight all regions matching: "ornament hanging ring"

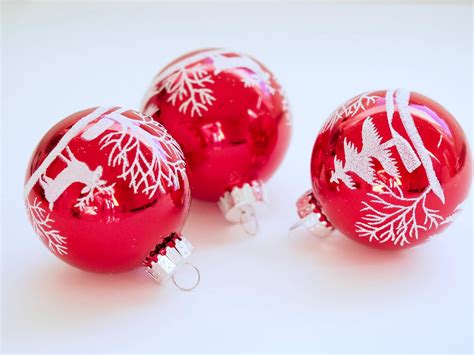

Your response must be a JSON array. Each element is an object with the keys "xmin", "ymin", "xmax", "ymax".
[
  {"xmin": 239, "ymin": 204, "xmax": 259, "ymax": 236},
  {"xmin": 172, "ymin": 262, "xmax": 201, "ymax": 292}
]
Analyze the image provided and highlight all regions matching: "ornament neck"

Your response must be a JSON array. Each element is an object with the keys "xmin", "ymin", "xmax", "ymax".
[
  {"xmin": 217, "ymin": 180, "xmax": 266, "ymax": 235},
  {"xmin": 143, "ymin": 233, "xmax": 199, "ymax": 291},
  {"xmin": 292, "ymin": 190, "xmax": 334, "ymax": 235}
]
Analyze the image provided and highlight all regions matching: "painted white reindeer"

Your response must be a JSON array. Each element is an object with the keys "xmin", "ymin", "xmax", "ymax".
[{"xmin": 39, "ymin": 146, "xmax": 114, "ymax": 210}]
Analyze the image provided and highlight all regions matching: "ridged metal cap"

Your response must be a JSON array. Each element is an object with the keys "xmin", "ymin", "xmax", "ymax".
[
  {"xmin": 144, "ymin": 234, "xmax": 194, "ymax": 284},
  {"xmin": 295, "ymin": 190, "xmax": 334, "ymax": 234},
  {"xmin": 217, "ymin": 180, "xmax": 266, "ymax": 223}
]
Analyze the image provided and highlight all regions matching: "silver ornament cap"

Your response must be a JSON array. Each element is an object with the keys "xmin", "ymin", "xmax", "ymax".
[
  {"xmin": 217, "ymin": 180, "xmax": 266, "ymax": 223},
  {"xmin": 295, "ymin": 190, "xmax": 334, "ymax": 235},
  {"xmin": 144, "ymin": 234, "xmax": 195, "ymax": 285}
]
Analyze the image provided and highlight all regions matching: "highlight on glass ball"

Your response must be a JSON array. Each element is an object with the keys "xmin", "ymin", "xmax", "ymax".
[
  {"xmin": 294, "ymin": 88, "xmax": 471, "ymax": 249},
  {"xmin": 141, "ymin": 48, "xmax": 292, "ymax": 235},
  {"xmin": 24, "ymin": 106, "xmax": 200, "ymax": 290}
]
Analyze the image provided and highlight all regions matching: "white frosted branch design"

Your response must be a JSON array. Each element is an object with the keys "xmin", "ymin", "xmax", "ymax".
[
  {"xmin": 157, "ymin": 64, "xmax": 215, "ymax": 117},
  {"xmin": 142, "ymin": 50, "xmax": 277, "ymax": 119},
  {"xmin": 98, "ymin": 111, "xmax": 186, "ymax": 198},
  {"xmin": 74, "ymin": 176, "xmax": 115, "ymax": 210},
  {"xmin": 322, "ymin": 93, "xmax": 381, "ymax": 133},
  {"xmin": 28, "ymin": 198, "xmax": 67, "ymax": 255},
  {"xmin": 330, "ymin": 117, "xmax": 399, "ymax": 188},
  {"xmin": 355, "ymin": 181, "xmax": 444, "ymax": 246}
]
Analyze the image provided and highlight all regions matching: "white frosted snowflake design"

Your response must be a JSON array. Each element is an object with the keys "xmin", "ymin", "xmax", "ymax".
[
  {"xmin": 27, "ymin": 198, "xmax": 68, "ymax": 255},
  {"xmin": 322, "ymin": 92, "xmax": 381, "ymax": 133}
]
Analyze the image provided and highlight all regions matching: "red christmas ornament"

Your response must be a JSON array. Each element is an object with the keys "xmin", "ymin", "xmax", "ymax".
[
  {"xmin": 296, "ymin": 89, "xmax": 471, "ymax": 249},
  {"xmin": 141, "ymin": 49, "xmax": 291, "ymax": 229},
  {"xmin": 25, "ymin": 107, "xmax": 197, "ymax": 286}
]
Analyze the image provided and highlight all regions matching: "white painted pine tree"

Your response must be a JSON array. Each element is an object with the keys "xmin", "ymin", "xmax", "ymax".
[{"xmin": 330, "ymin": 117, "xmax": 399, "ymax": 188}]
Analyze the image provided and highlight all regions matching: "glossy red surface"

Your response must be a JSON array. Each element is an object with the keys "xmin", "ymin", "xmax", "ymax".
[
  {"xmin": 25, "ymin": 107, "xmax": 190, "ymax": 272},
  {"xmin": 141, "ymin": 49, "xmax": 291, "ymax": 201},
  {"xmin": 310, "ymin": 90, "xmax": 471, "ymax": 249}
]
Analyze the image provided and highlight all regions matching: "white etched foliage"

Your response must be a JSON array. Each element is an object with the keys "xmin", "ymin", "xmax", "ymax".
[
  {"xmin": 158, "ymin": 64, "xmax": 216, "ymax": 117},
  {"xmin": 27, "ymin": 198, "xmax": 67, "ymax": 255},
  {"xmin": 322, "ymin": 92, "xmax": 381, "ymax": 133},
  {"xmin": 149, "ymin": 51, "xmax": 275, "ymax": 118},
  {"xmin": 355, "ymin": 182, "xmax": 443, "ymax": 246},
  {"xmin": 93, "ymin": 111, "xmax": 186, "ymax": 199}
]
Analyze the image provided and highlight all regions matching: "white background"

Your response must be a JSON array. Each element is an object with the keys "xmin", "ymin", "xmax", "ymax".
[{"xmin": 1, "ymin": 1, "xmax": 472, "ymax": 353}]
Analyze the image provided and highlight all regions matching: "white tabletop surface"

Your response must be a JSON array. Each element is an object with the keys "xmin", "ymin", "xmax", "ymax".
[{"xmin": 1, "ymin": 1, "xmax": 472, "ymax": 353}]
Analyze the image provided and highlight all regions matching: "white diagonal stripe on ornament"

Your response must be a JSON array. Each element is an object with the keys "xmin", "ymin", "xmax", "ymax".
[{"xmin": 395, "ymin": 89, "xmax": 445, "ymax": 203}]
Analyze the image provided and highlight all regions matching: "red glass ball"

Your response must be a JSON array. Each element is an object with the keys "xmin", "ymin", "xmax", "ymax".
[
  {"xmin": 141, "ymin": 48, "xmax": 291, "ymax": 201},
  {"xmin": 24, "ymin": 107, "xmax": 190, "ymax": 272},
  {"xmin": 309, "ymin": 89, "xmax": 471, "ymax": 249}
]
